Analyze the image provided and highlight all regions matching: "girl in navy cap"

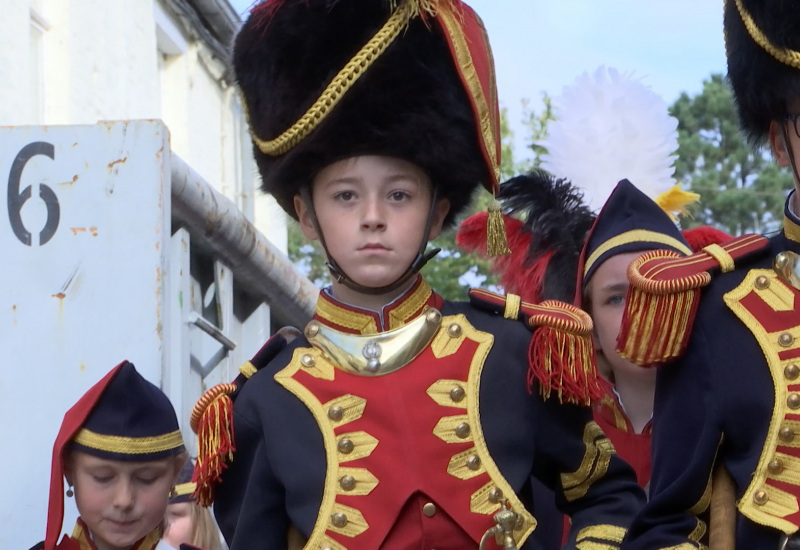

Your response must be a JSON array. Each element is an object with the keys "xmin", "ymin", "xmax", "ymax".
[{"xmin": 32, "ymin": 361, "xmax": 187, "ymax": 550}]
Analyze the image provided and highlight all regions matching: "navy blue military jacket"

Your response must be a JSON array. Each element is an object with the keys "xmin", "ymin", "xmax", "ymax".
[
  {"xmin": 213, "ymin": 278, "xmax": 645, "ymax": 549},
  {"xmin": 624, "ymin": 201, "xmax": 800, "ymax": 548}
]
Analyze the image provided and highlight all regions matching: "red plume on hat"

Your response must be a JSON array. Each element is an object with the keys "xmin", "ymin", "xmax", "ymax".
[{"xmin": 457, "ymin": 170, "xmax": 595, "ymax": 303}]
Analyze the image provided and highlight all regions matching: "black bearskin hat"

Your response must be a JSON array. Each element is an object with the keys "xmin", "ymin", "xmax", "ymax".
[
  {"xmin": 233, "ymin": 0, "xmax": 501, "ymax": 227},
  {"xmin": 725, "ymin": 0, "xmax": 800, "ymax": 143}
]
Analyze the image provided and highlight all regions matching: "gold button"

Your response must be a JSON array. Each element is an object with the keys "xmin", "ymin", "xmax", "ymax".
[
  {"xmin": 753, "ymin": 490, "xmax": 769, "ymax": 505},
  {"xmin": 466, "ymin": 454, "xmax": 481, "ymax": 470},
  {"xmin": 339, "ymin": 475, "xmax": 356, "ymax": 491},
  {"xmin": 331, "ymin": 512, "xmax": 348, "ymax": 528},
  {"xmin": 426, "ymin": 309, "xmax": 442, "ymax": 324},
  {"xmin": 768, "ymin": 459, "xmax": 784, "ymax": 474},
  {"xmin": 779, "ymin": 333, "xmax": 795, "ymax": 347},
  {"xmin": 422, "ymin": 502, "xmax": 437, "ymax": 517},
  {"xmin": 786, "ymin": 364, "xmax": 800, "ymax": 380},
  {"xmin": 305, "ymin": 322, "xmax": 320, "ymax": 338},
  {"xmin": 789, "ymin": 394, "xmax": 800, "ymax": 409},
  {"xmin": 779, "ymin": 426, "xmax": 795, "ymax": 442},
  {"xmin": 447, "ymin": 323, "xmax": 462, "ymax": 338},
  {"xmin": 328, "ymin": 405, "xmax": 344, "ymax": 421},
  {"xmin": 337, "ymin": 438, "xmax": 354, "ymax": 454},
  {"xmin": 455, "ymin": 422, "xmax": 471, "ymax": 439},
  {"xmin": 321, "ymin": 547, "xmax": 333, "ymax": 550},
  {"xmin": 301, "ymin": 354, "xmax": 316, "ymax": 368},
  {"xmin": 488, "ymin": 487, "xmax": 504, "ymax": 503},
  {"xmin": 754, "ymin": 275, "xmax": 770, "ymax": 290},
  {"xmin": 776, "ymin": 253, "xmax": 790, "ymax": 271},
  {"xmin": 449, "ymin": 386, "xmax": 466, "ymax": 403}
]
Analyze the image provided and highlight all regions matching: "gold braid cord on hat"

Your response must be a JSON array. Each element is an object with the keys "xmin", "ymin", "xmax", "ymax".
[
  {"xmin": 732, "ymin": 0, "xmax": 800, "ymax": 70},
  {"xmin": 249, "ymin": 1, "xmax": 424, "ymax": 157}
]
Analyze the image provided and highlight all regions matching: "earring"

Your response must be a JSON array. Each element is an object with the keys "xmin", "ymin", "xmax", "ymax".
[{"xmin": 66, "ymin": 484, "xmax": 74, "ymax": 498}]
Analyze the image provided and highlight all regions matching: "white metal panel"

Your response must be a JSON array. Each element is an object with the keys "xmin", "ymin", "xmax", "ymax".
[{"xmin": 0, "ymin": 121, "xmax": 171, "ymax": 547}]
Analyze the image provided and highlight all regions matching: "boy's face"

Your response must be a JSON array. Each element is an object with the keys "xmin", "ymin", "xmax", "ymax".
[
  {"xmin": 66, "ymin": 451, "xmax": 183, "ymax": 550},
  {"xmin": 587, "ymin": 251, "xmax": 657, "ymax": 382},
  {"xmin": 295, "ymin": 155, "xmax": 450, "ymax": 291}
]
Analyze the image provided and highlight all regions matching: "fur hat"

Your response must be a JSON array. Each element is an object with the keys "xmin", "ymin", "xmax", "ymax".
[
  {"xmin": 234, "ymin": 0, "xmax": 500, "ymax": 226},
  {"xmin": 724, "ymin": 0, "xmax": 800, "ymax": 143}
]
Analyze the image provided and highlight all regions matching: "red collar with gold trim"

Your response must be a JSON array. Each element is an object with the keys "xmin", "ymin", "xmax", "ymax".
[{"xmin": 315, "ymin": 277, "xmax": 443, "ymax": 334}]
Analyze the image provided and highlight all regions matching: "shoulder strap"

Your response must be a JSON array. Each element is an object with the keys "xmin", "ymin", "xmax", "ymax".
[
  {"xmin": 617, "ymin": 234, "xmax": 769, "ymax": 365},
  {"xmin": 469, "ymin": 288, "xmax": 602, "ymax": 405}
]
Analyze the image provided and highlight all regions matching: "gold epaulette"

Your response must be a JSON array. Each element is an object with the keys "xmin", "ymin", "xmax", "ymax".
[
  {"xmin": 617, "ymin": 234, "xmax": 769, "ymax": 365},
  {"xmin": 469, "ymin": 288, "xmax": 602, "ymax": 405},
  {"xmin": 189, "ymin": 327, "xmax": 301, "ymax": 507}
]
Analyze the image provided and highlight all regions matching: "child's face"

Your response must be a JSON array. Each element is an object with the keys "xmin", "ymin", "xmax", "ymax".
[
  {"xmin": 295, "ymin": 155, "xmax": 450, "ymax": 290},
  {"xmin": 162, "ymin": 502, "xmax": 194, "ymax": 548},
  {"xmin": 587, "ymin": 251, "xmax": 657, "ymax": 381},
  {"xmin": 66, "ymin": 451, "xmax": 182, "ymax": 550}
]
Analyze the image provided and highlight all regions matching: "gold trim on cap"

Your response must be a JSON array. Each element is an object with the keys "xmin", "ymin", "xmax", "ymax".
[
  {"xmin": 732, "ymin": 0, "xmax": 800, "ymax": 70},
  {"xmin": 73, "ymin": 428, "xmax": 184, "ymax": 455},
  {"xmin": 248, "ymin": 3, "xmax": 414, "ymax": 157},
  {"xmin": 583, "ymin": 229, "xmax": 692, "ymax": 277},
  {"xmin": 173, "ymin": 481, "xmax": 196, "ymax": 497}
]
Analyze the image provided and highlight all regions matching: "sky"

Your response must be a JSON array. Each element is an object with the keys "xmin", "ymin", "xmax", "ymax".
[{"xmin": 226, "ymin": 0, "xmax": 728, "ymax": 160}]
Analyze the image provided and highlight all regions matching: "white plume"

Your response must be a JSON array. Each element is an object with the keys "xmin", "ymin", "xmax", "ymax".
[{"xmin": 540, "ymin": 66, "xmax": 679, "ymax": 213}]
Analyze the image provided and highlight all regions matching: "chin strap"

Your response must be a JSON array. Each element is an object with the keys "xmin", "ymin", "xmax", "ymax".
[{"xmin": 300, "ymin": 186, "xmax": 442, "ymax": 295}]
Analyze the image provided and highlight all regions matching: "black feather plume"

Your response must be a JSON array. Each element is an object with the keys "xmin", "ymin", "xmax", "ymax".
[{"xmin": 498, "ymin": 169, "xmax": 595, "ymax": 302}]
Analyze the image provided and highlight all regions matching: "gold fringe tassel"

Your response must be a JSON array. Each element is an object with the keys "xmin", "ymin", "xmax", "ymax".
[
  {"xmin": 190, "ymin": 383, "xmax": 237, "ymax": 507},
  {"xmin": 616, "ymin": 252, "xmax": 710, "ymax": 365},
  {"xmin": 486, "ymin": 201, "xmax": 511, "ymax": 257}
]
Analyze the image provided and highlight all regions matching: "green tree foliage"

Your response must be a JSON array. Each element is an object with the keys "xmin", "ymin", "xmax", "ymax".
[{"xmin": 671, "ymin": 74, "xmax": 791, "ymax": 235}]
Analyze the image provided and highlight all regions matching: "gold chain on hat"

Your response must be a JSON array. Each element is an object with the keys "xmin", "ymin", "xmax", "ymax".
[
  {"xmin": 248, "ymin": 2, "xmax": 417, "ymax": 157},
  {"xmin": 732, "ymin": 0, "xmax": 800, "ymax": 70}
]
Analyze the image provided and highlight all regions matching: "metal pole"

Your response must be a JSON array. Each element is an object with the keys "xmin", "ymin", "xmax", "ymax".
[{"xmin": 170, "ymin": 154, "xmax": 318, "ymax": 328}]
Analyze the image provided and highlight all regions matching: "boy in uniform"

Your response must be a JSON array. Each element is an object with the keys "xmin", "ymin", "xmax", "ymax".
[
  {"xmin": 33, "ymin": 361, "xmax": 187, "ymax": 550},
  {"xmin": 190, "ymin": 1, "xmax": 645, "ymax": 549},
  {"xmin": 617, "ymin": 0, "xmax": 800, "ymax": 547}
]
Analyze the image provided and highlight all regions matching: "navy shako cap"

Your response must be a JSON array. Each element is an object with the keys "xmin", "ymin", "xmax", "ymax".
[
  {"xmin": 69, "ymin": 361, "xmax": 185, "ymax": 462},
  {"xmin": 580, "ymin": 179, "xmax": 692, "ymax": 287},
  {"xmin": 169, "ymin": 457, "xmax": 197, "ymax": 505}
]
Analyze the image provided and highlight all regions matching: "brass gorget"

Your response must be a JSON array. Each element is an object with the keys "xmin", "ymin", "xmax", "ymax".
[
  {"xmin": 303, "ymin": 307, "xmax": 442, "ymax": 376},
  {"xmin": 774, "ymin": 251, "xmax": 800, "ymax": 290}
]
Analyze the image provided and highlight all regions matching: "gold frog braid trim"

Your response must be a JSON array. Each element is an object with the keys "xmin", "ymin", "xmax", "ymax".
[
  {"xmin": 732, "ymin": 0, "xmax": 800, "ymax": 70},
  {"xmin": 250, "ymin": 3, "xmax": 415, "ymax": 156}
]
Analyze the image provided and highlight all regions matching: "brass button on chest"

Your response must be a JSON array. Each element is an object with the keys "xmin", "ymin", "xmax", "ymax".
[
  {"xmin": 455, "ymin": 422, "xmax": 471, "ymax": 439},
  {"xmin": 339, "ymin": 475, "xmax": 356, "ymax": 491},
  {"xmin": 768, "ymin": 459, "xmax": 784, "ymax": 474},
  {"xmin": 331, "ymin": 512, "xmax": 348, "ymax": 528},
  {"xmin": 466, "ymin": 454, "xmax": 481, "ymax": 470},
  {"xmin": 779, "ymin": 426, "xmax": 795, "ymax": 442},
  {"xmin": 753, "ymin": 489, "xmax": 769, "ymax": 505},
  {"xmin": 779, "ymin": 332, "xmax": 795, "ymax": 347},
  {"xmin": 422, "ymin": 502, "xmax": 437, "ymax": 517},
  {"xmin": 788, "ymin": 393, "xmax": 800, "ymax": 409},
  {"xmin": 754, "ymin": 275, "xmax": 770, "ymax": 289},
  {"xmin": 301, "ymin": 353, "xmax": 316, "ymax": 368},
  {"xmin": 328, "ymin": 405, "xmax": 344, "ymax": 421},
  {"xmin": 488, "ymin": 487, "xmax": 504, "ymax": 503},
  {"xmin": 449, "ymin": 385, "xmax": 465, "ymax": 403},
  {"xmin": 786, "ymin": 364, "xmax": 800, "ymax": 380},
  {"xmin": 337, "ymin": 438, "xmax": 354, "ymax": 454},
  {"xmin": 447, "ymin": 323, "xmax": 462, "ymax": 338}
]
